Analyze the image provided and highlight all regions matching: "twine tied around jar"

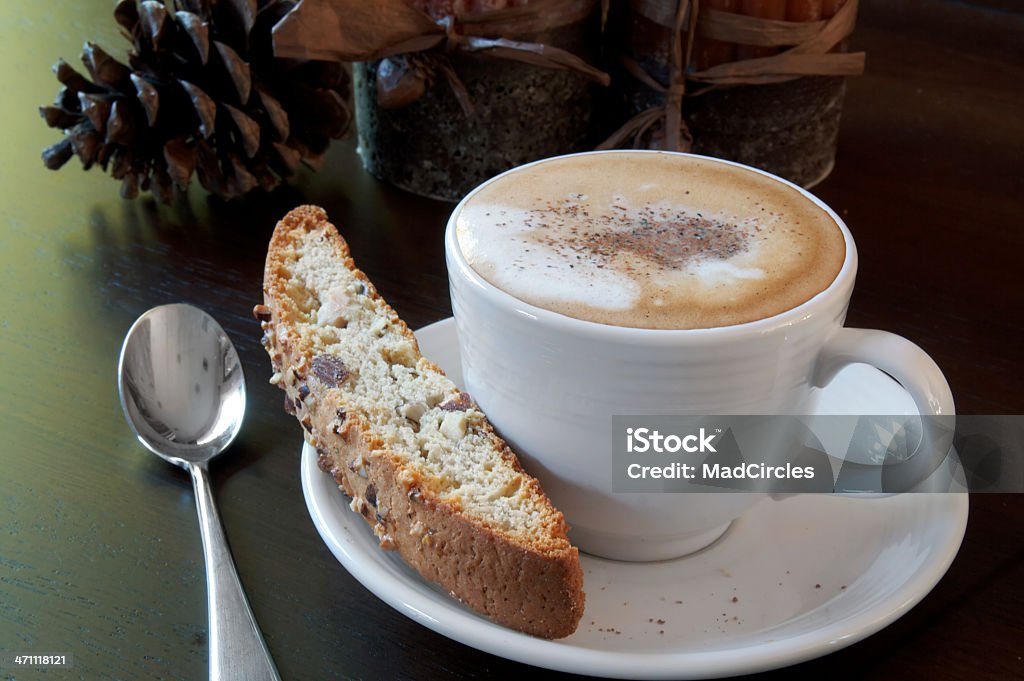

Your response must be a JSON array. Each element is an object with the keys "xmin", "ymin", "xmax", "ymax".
[
  {"xmin": 599, "ymin": 0, "xmax": 865, "ymax": 151},
  {"xmin": 272, "ymin": 0, "xmax": 610, "ymax": 116}
]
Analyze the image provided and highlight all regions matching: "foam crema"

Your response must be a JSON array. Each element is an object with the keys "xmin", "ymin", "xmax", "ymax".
[{"xmin": 455, "ymin": 152, "xmax": 846, "ymax": 330}]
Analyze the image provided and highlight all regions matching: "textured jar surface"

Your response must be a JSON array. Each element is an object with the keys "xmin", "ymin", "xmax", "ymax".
[{"xmin": 354, "ymin": 17, "xmax": 605, "ymax": 202}]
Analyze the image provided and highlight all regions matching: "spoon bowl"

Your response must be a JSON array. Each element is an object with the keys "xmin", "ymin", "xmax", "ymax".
[
  {"xmin": 119, "ymin": 303, "xmax": 245, "ymax": 467},
  {"xmin": 118, "ymin": 303, "xmax": 281, "ymax": 681}
]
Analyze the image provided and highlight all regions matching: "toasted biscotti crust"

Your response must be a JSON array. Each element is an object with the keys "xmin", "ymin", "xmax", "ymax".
[{"xmin": 258, "ymin": 205, "xmax": 584, "ymax": 639}]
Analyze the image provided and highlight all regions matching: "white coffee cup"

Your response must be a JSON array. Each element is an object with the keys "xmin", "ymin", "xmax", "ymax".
[{"xmin": 445, "ymin": 151, "xmax": 953, "ymax": 561}]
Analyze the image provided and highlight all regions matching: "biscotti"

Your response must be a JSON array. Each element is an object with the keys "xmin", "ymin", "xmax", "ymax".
[{"xmin": 256, "ymin": 205, "xmax": 585, "ymax": 639}]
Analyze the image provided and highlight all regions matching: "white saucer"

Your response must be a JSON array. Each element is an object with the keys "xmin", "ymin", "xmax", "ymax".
[{"xmin": 301, "ymin": 318, "xmax": 968, "ymax": 679}]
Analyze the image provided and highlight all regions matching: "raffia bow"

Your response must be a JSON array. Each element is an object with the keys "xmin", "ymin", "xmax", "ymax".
[
  {"xmin": 600, "ymin": 0, "xmax": 865, "ymax": 151},
  {"xmin": 271, "ymin": 0, "xmax": 610, "ymax": 116}
]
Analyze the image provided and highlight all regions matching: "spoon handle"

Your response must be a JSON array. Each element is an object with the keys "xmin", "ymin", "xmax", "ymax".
[{"xmin": 190, "ymin": 462, "xmax": 282, "ymax": 681}]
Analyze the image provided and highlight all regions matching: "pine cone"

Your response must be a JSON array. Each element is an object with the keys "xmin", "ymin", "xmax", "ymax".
[{"xmin": 39, "ymin": 0, "xmax": 351, "ymax": 203}]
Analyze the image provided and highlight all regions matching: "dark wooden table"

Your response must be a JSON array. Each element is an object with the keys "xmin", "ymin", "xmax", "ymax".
[{"xmin": 1, "ymin": 1, "xmax": 1021, "ymax": 679}]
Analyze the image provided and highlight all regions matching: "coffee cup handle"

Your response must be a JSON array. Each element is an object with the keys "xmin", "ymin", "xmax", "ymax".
[
  {"xmin": 772, "ymin": 328, "xmax": 955, "ymax": 501},
  {"xmin": 811, "ymin": 328, "xmax": 954, "ymax": 417}
]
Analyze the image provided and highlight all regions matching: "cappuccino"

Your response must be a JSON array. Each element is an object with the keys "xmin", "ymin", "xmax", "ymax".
[{"xmin": 455, "ymin": 152, "xmax": 845, "ymax": 329}]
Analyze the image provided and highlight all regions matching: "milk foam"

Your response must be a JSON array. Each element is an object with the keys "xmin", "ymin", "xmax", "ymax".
[
  {"xmin": 457, "ymin": 205, "xmax": 641, "ymax": 310},
  {"xmin": 456, "ymin": 153, "xmax": 845, "ymax": 329}
]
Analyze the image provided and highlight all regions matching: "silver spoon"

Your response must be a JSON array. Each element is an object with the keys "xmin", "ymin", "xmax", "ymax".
[{"xmin": 118, "ymin": 303, "xmax": 281, "ymax": 681}]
